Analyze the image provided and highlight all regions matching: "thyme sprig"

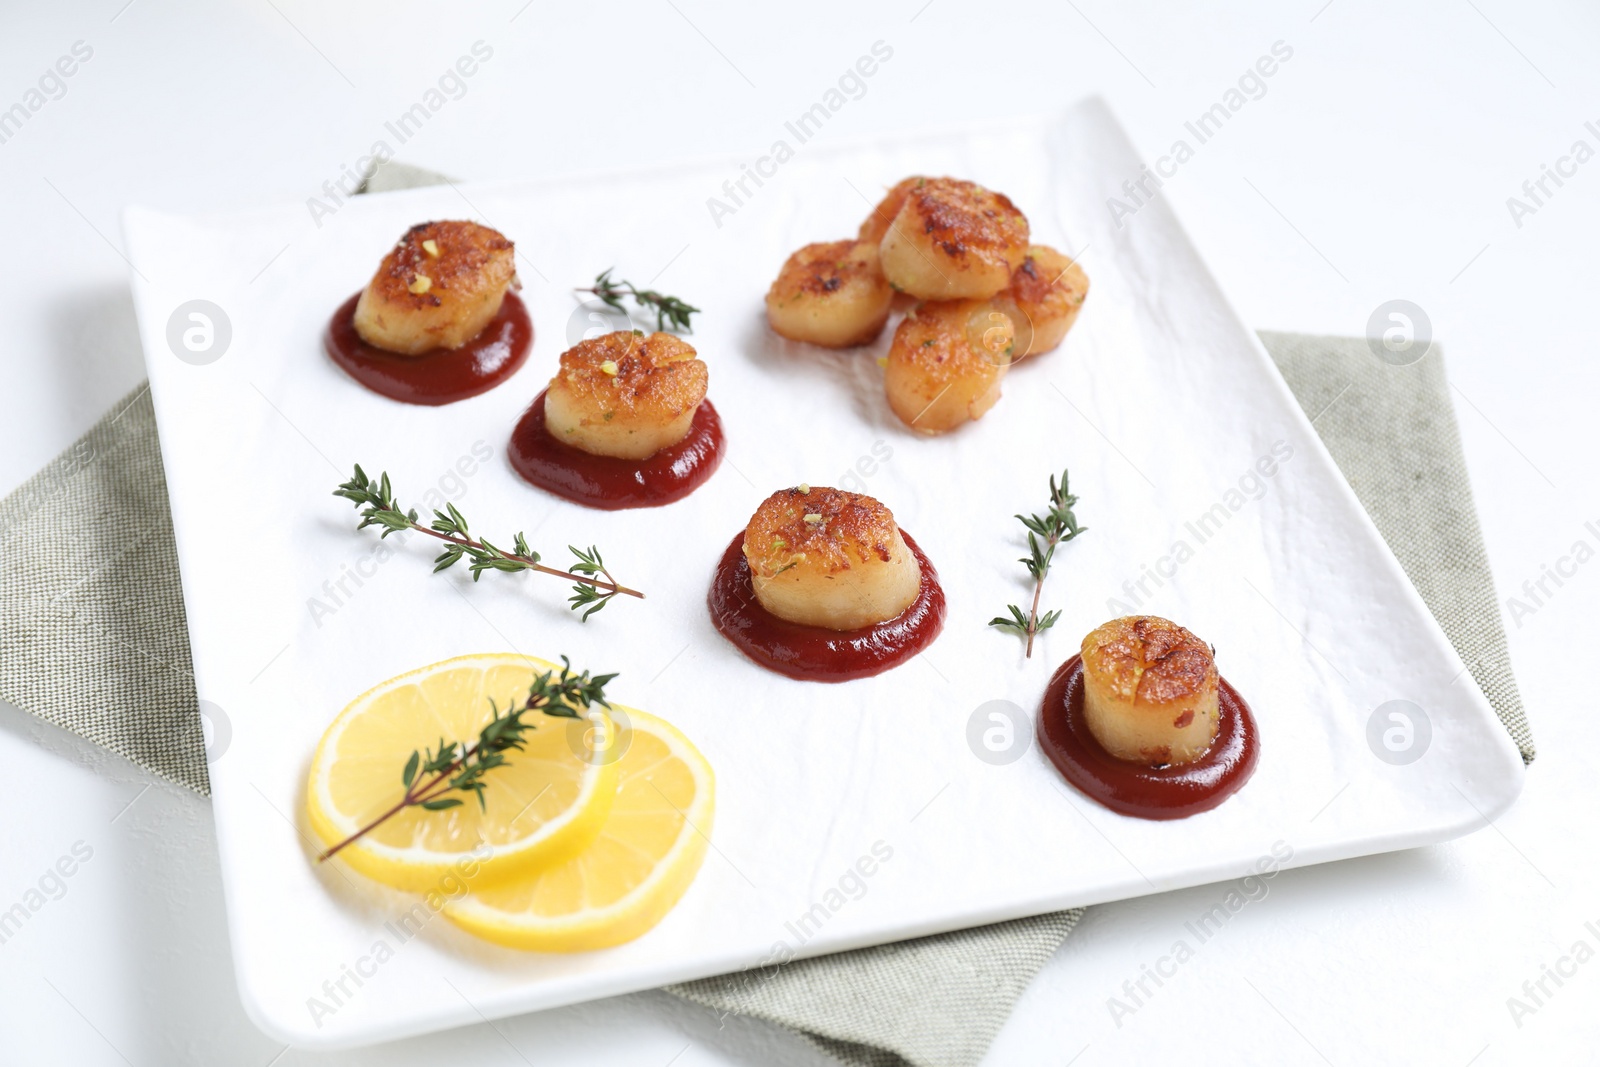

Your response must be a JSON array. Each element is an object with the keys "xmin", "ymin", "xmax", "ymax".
[
  {"xmin": 577, "ymin": 267, "xmax": 700, "ymax": 333},
  {"xmin": 317, "ymin": 657, "xmax": 615, "ymax": 862},
  {"xmin": 335, "ymin": 465, "xmax": 643, "ymax": 619},
  {"xmin": 990, "ymin": 468, "xmax": 1086, "ymax": 657}
]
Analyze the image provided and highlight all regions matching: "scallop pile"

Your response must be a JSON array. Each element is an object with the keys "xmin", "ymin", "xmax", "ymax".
[{"xmin": 764, "ymin": 176, "xmax": 1089, "ymax": 435}]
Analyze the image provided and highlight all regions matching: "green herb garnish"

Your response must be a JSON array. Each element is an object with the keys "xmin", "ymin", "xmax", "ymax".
[
  {"xmin": 578, "ymin": 267, "xmax": 700, "ymax": 333},
  {"xmin": 316, "ymin": 657, "xmax": 615, "ymax": 862},
  {"xmin": 335, "ymin": 465, "xmax": 643, "ymax": 620},
  {"xmin": 990, "ymin": 468, "xmax": 1086, "ymax": 657}
]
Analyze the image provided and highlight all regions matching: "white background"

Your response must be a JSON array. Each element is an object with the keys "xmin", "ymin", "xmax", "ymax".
[{"xmin": 0, "ymin": 1, "xmax": 1594, "ymax": 1064}]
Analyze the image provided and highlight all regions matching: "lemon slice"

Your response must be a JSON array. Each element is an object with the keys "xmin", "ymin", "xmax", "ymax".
[
  {"xmin": 306, "ymin": 653, "xmax": 619, "ymax": 892},
  {"xmin": 444, "ymin": 707, "xmax": 714, "ymax": 951}
]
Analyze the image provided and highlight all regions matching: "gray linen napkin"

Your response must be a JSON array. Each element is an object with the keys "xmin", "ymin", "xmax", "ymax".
[{"xmin": 0, "ymin": 163, "xmax": 1532, "ymax": 1067}]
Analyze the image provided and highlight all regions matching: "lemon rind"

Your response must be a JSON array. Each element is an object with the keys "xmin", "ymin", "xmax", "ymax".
[
  {"xmin": 306, "ymin": 653, "xmax": 619, "ymax": 892},
  {"xmin": 441, "ymin": 709, "xmax": 715, "ymax": 952}
]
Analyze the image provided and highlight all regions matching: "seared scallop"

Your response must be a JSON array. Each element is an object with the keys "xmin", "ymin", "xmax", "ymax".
[
  {"xmin": 743, "ymin": 486, "xmax": 921, "ymax": 630},
  {"xmin": 766, "ymin": 240, "xmax": 894, "ymax": 348},
  {"xmin": 543, "ymin": 331, "xmax": 708, "ymax": 460},
  {"xmin": 1008, "ymin": 245, "xmax": 1089, "ymax": 358},
  {"xmin": 1080, "ymin": 617, "xmax": 1220, "ymax": 767},
  {"xmin": 883, "ymin": 299, "xmax": 1017, "ymax": 434},
  {"xmin": 353, "ymin": 220, "xmax": 517, "ymax": 355},
  {"xmin": 857, "ymin": 176, "xmax": 920, "ymax": 245},
  {"xmin": 878, "ymin": 177, "xmax": 1029, "ymax": 301}
]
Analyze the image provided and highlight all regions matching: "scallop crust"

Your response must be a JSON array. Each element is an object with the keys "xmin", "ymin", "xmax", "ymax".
[
  {"xmin": 1008, "ymin": 245, "xmax": 1089, "ymax": 358},
  {"xmin": 765, "ymin": 239, "xmax": 893, "ymax": 348},
  {"xmin": 1080, "ymin": 616, "xmax": 1221, "ymax": 767},
  {"xmin": 543, "ymin": 331, "xmax": 708, "ymax": 460},
  {"xmin": 742, "ymin": 486, "xmax": 921, "ymax": 631},
  {"xmin": 353, "ymin": 220, "xmax": 516, "ymax": 355},
  {"xmin": 883, "ymin": 300, "xmax": 1011, "ymax": 434},
  {"xmin": 878, "ymin": 177, "xmax": 1029, "ymax": 300}
]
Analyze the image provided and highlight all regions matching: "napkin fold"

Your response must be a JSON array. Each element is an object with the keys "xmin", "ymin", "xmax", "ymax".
[
  {"xmin": 1259, "ymin": 330, "xmax": 1533, "ymax": 762},
  {"xmin": 0, "ymin": 160, "xmax": 1531, "ymax": 1067}
]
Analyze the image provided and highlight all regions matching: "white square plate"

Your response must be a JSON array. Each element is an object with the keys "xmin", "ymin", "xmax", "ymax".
[{"xmin": 124, "ymin": 99, "xmax": 1523, "ymax": 1048}]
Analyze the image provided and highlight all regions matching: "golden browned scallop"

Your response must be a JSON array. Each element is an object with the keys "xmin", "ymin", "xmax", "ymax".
[
  {"xmin": 1080, "ymin": 617, "xmax": 1220, "ymax": 767},
  {"xmin": 1007, "ymin": 245, "xmax": 1089, "ymax": 358},
  {"xmin": 765, "ymin": 240, "xmax": 894, "ymax": 348},
  {"xmin": 543, "ymin": 331, "xmax": 708, "ymax": 460},
  {"xmin": 742, "ymin": 486, "xmax": 921, "ymax": 630},
  {"xmin": 353, "ymin": 221, "xmax": 517, "ymax": 354},
  {"xmin": 883, "ymin": 299, "xmax": 1018, "ymax": 434},
  {"xmin": 878, "ymin": 178, "xmax": 1029, "ymax": 301},
  {"xmin": 857, "ymin": 176, "xmax": 921, "ymax": 245}
]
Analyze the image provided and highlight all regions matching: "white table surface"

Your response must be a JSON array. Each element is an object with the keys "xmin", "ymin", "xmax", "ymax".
[{"xmin": 2, "ymin": 2, "xmax": 1594, "ymax": 1064}]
